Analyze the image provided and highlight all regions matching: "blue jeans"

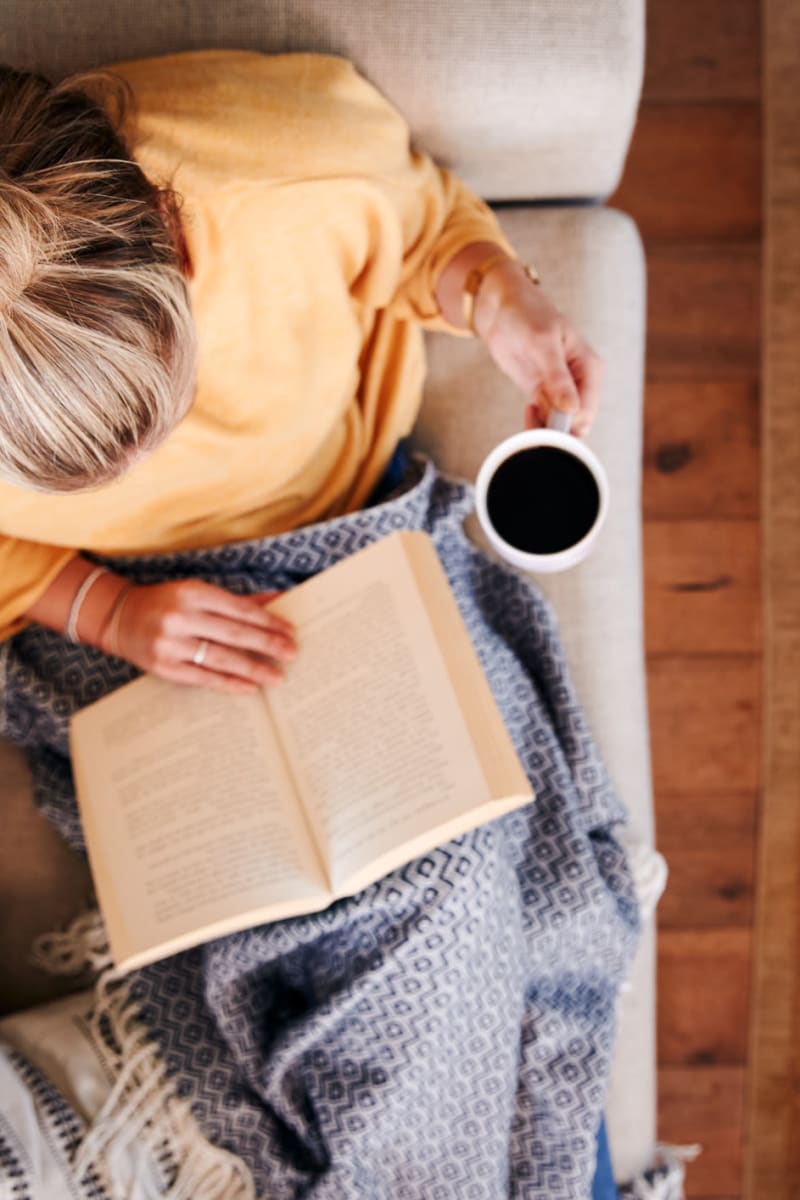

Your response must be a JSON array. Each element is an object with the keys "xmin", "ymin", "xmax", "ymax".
[
  {"xmin": 592, "ymin": 1119, "xmax": 619, "ymax": 1200},
  {"xmin": 368, "ymin": 441, "xmax": 412, "ymax": 505}
]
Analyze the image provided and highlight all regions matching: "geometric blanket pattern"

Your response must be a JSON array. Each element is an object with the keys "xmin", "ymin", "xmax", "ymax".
[{"xmin": 0, "ymin": 460, "xmax": 639, "ymax": 1197}]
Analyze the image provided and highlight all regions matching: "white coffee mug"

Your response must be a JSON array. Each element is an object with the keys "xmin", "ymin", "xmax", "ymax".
[{"xmin": 474, "ymin": 410, "xmax": 609, "ymax": 573}]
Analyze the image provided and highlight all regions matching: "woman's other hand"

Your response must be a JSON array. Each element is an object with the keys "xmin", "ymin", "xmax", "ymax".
[
  {"xmin": 435, "ymin": 242, "xmax": 603, "ymax": 437},
  {"xmin": 473, "ymin": 260, "xmax": 603, "ymax": 438},
  {"xmin": 107, "ymin": 580, "xmax": 296, "ymax": 694}
]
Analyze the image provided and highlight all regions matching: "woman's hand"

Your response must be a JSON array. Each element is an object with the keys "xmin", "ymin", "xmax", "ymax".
[
  {"xmin": 472, "ymin": 259, "xmax": 603, "ymax": 437},
  {"xmin": 106, "ymin": 579, "xmax": 296, "ymax": 694},
  {"xmin": 434, "ymin": 242, "xmax": 603, "ymax": 437}
]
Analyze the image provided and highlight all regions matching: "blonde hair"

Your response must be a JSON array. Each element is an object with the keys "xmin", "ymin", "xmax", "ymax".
[{"xmin": 0, "ymin": 65, "xmax": 196, "ymax": 492}]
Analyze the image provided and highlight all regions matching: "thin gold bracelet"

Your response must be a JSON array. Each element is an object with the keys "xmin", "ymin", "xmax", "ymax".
[{"xmin": 102, "ymin": 583, "xmax": 133, "ymax": 659}]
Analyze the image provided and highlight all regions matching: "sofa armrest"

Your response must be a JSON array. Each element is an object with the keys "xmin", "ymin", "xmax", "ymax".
[{"xmin": 1, "ymin": 0, "xmax": 643, "ymax": 201}]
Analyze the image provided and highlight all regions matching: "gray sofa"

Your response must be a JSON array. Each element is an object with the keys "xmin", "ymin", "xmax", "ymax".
[{"xmin": 0, "ymin": 0, "xmax": 656, "ymax": 1186}]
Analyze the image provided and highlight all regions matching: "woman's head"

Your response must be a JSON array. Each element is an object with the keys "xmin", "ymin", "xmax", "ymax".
[{"xmin": 0, "ymin": 65, "xmax": 196, "ymax": 492}]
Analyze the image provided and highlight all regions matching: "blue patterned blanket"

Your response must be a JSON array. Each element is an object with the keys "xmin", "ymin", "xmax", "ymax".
[{"xmin": 0, "ymin": 461, "xmax": 639, "ymax": 1198}]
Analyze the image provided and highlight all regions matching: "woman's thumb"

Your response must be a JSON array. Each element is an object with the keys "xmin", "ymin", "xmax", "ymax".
[{"xmin": 541, "ymin": 367, "xmax": 580, "ymax": 416}]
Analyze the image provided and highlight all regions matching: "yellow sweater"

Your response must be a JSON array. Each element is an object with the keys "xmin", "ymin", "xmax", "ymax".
[{"xmin": 0, "ymin": 50, "xmax": 511, "ymax": 637}]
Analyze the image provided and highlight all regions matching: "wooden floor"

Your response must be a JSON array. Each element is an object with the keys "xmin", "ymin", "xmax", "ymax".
[
  {"xmin": 609, "ymin": 2, "xmax": 762, "ymax": 1197},
  {"xmin": 742, "ymin": 0, "xmax": 799, "ymax": 1194}
]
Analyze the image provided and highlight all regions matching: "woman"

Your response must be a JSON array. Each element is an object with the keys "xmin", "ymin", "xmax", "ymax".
[
  {"xmin": 0, "ymin": 50, "xmax": 600, "ymax": 678},
  {"xmin": 0, "ymin": 52, "xmax": 629, "ymax": 1199}
]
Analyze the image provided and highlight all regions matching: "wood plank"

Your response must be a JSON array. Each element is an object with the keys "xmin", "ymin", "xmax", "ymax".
[
  {"xmin": 747, "ymin": 0, "xmax": 800, "ymax": 1192},
  {"xmin": 612, "ymin": 105, "xmax": 761, "ymax": 241},
  {"xmin": 658, "ymin": 837, "xmax": 756, "ymax": 929},
  {"xmin": 646, "ymin": 244, "xmax": 761, "ymax": 379},
  {"xmin": 644, "ymin": 521, "xmax": 761, "ymax": 655},
  {"xmin": 656, "ymin": 791, "xmax": 757, "ymax": 927},
  {"xmin": 655, "ymin": 789, "xmax": 758, "ymax": 843},
  {"xmin": 657, "ymin": 928, "xmax": 752, "ymax": 1065},
  {"xmin": 659, "ymin": 1066, "xmax": 744, "ymax": 1197},
  {"xmin": 648, "ymin": 657, "xmax": 761, "ymax": 794},
  {"xmin": 643, "ymin": 0, "xmax": 761, "ymax": 103},
  {"xmin": 643, "ymin": 380, "xmax": 760, "ymax": 521}
]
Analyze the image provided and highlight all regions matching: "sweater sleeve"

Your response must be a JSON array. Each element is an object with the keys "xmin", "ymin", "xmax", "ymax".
[
  {"xmin": 326, "ymin": 60, "xmax": 517, "ymax": 333},
  {"xmin": 384, "ymin": 154, "xmax": 517, "ymax": 335},
  {"xmin": 114, "ymin": 51, "xmax": 518, "ymax": 335},
  {"xmin": 0, "ymin": 537, "xmax": 77, "ymax": 641}
]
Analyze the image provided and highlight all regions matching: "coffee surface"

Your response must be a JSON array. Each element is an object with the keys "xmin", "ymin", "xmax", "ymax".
[{"xmin": 486, "ymin": 447, "xmax": 600, "ymax": 554}]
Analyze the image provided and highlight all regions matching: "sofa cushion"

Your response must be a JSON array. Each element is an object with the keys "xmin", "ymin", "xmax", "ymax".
[
  {"xmin": 416, "ymin": 204, "xmax": 654, "ymax": 1181},
  {"xmin": 419, "ymin": 206, "xmax": 652, "ymax": 841},
  {"xmin": 0, "ymin": 0, "xmax": 643, "ymax": 202}
]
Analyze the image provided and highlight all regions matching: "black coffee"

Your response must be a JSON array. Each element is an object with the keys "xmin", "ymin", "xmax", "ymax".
[{"xmin": 486, "ymin": 447, "xmax": 600, "ymax": 555}]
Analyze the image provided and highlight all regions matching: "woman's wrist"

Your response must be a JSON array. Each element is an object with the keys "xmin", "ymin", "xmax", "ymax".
[
  {"xmin": 470, "ymin": 258, "xmax": 539, "ymax": 339},
  {"xmin": 75, "ymin": 571, "xmax": 131, "ymax": 649},
  {"xmin": 97, "ymin": 583, "xmax": 134, "ymax": 658},
  {"xmin": 24, "ymin": 555, "xmax": 131, "ymax": 650},
  {"xmin": 434, "ymin": 240, "xmax": 516, "ymax": 330},
  {"xmin": 434, "ymin": 241, "xmax": 541, "ymax": 340}
]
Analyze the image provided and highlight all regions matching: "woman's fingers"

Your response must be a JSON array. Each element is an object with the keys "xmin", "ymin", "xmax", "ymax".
[
  {"xmin": 539, "ymin": 359, "xmax": 582, "ymax": 420},
  {"xmin": 250, "ymin": 590, "xmax": 283, "ymax": 605},
  {"xmin": 162, "ymin": 585, "xmax": 296, "ymax": 687},
  {"xmin": 179, "ymin": 637, "xmax": 285, "ymax": 688},
  {"xmin": 171, "ymin": 612, "xmax": 294, "ymax": 688},
  {"xmin": 173, "ymin": 587, "xmax": 296, "ymax": 685},
  {"xmin": 524, "ymin": 401, "xmax": 541, "ymax": 430},
  {"xmin": 566, "ymin": 338, "xmax": 603, "ymax": 436},
  {"xmin": 526, "ymin": 347, "xmax": 601, "ymax": 435},
  {"xmin": 114, "ymin": 580, "xmax": 298, "ymax": 690},
  {"xmin": 162, "ymin": 660, "xmax": 263, "ymax": 695},
  {"xmin": 181, "ymin": 580, "xmax": 295, "ymax": 638},
  {"xmin": 527, "ymin": 365, "xmax": 579, "ymax": 430},
  {"xmin": 181, "ymin": 612, "xmax": 295, "ymax": 662}
]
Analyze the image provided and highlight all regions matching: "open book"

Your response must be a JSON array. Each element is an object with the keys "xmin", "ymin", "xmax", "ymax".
[{"xmin": 70, "ymin": 531, "xmax": 533, "ymax": 972}]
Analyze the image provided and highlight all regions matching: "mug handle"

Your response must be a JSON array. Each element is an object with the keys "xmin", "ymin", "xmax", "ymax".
[{"xmin": 547, "ymin": 410, "xmax": 572, "ymax": 434}]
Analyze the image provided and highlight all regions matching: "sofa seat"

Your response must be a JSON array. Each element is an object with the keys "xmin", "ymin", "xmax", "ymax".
[{"xmin": 417, "ymin": 204, "xmax": 654, "ymax": 1184}]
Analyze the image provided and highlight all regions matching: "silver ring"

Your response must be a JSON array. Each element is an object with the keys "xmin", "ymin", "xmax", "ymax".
[{"xmin": 192, "ymin": 639, "xmax": 209, "ymax": 667}]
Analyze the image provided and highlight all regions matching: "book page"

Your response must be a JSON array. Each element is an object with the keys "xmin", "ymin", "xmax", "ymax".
[
  {"xmin": 266, "ymin": 532, "xmax": 518, "ymax": 893},
  {"xmin": 71, "ymin": 676, "xmax": 329, "ymax": 969},
  {"xmin": 404, "ymin": 534, "xmax": 533, "ymax": 802}
]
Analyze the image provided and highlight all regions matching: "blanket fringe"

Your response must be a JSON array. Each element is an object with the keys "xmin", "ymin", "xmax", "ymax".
[
  {"xmin": 31, "ymin": 908, "xmax": 113, "ymax": 975},
  {"xmin": 33, "ymin": 909, "xmax": 256, "ymax": 1200},
  {"xmin": 620, "ymin": 1143, "xmax": 701, "ymax": 1200},
  {"xmin": 623, "ymin": 840, "xmax": 669, "ymax": 924}
]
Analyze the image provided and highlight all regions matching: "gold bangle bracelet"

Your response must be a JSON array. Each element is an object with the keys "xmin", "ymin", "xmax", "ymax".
[{"xmin": 462, "ymin": 255, "xmax": 540, "ymax": 334}]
